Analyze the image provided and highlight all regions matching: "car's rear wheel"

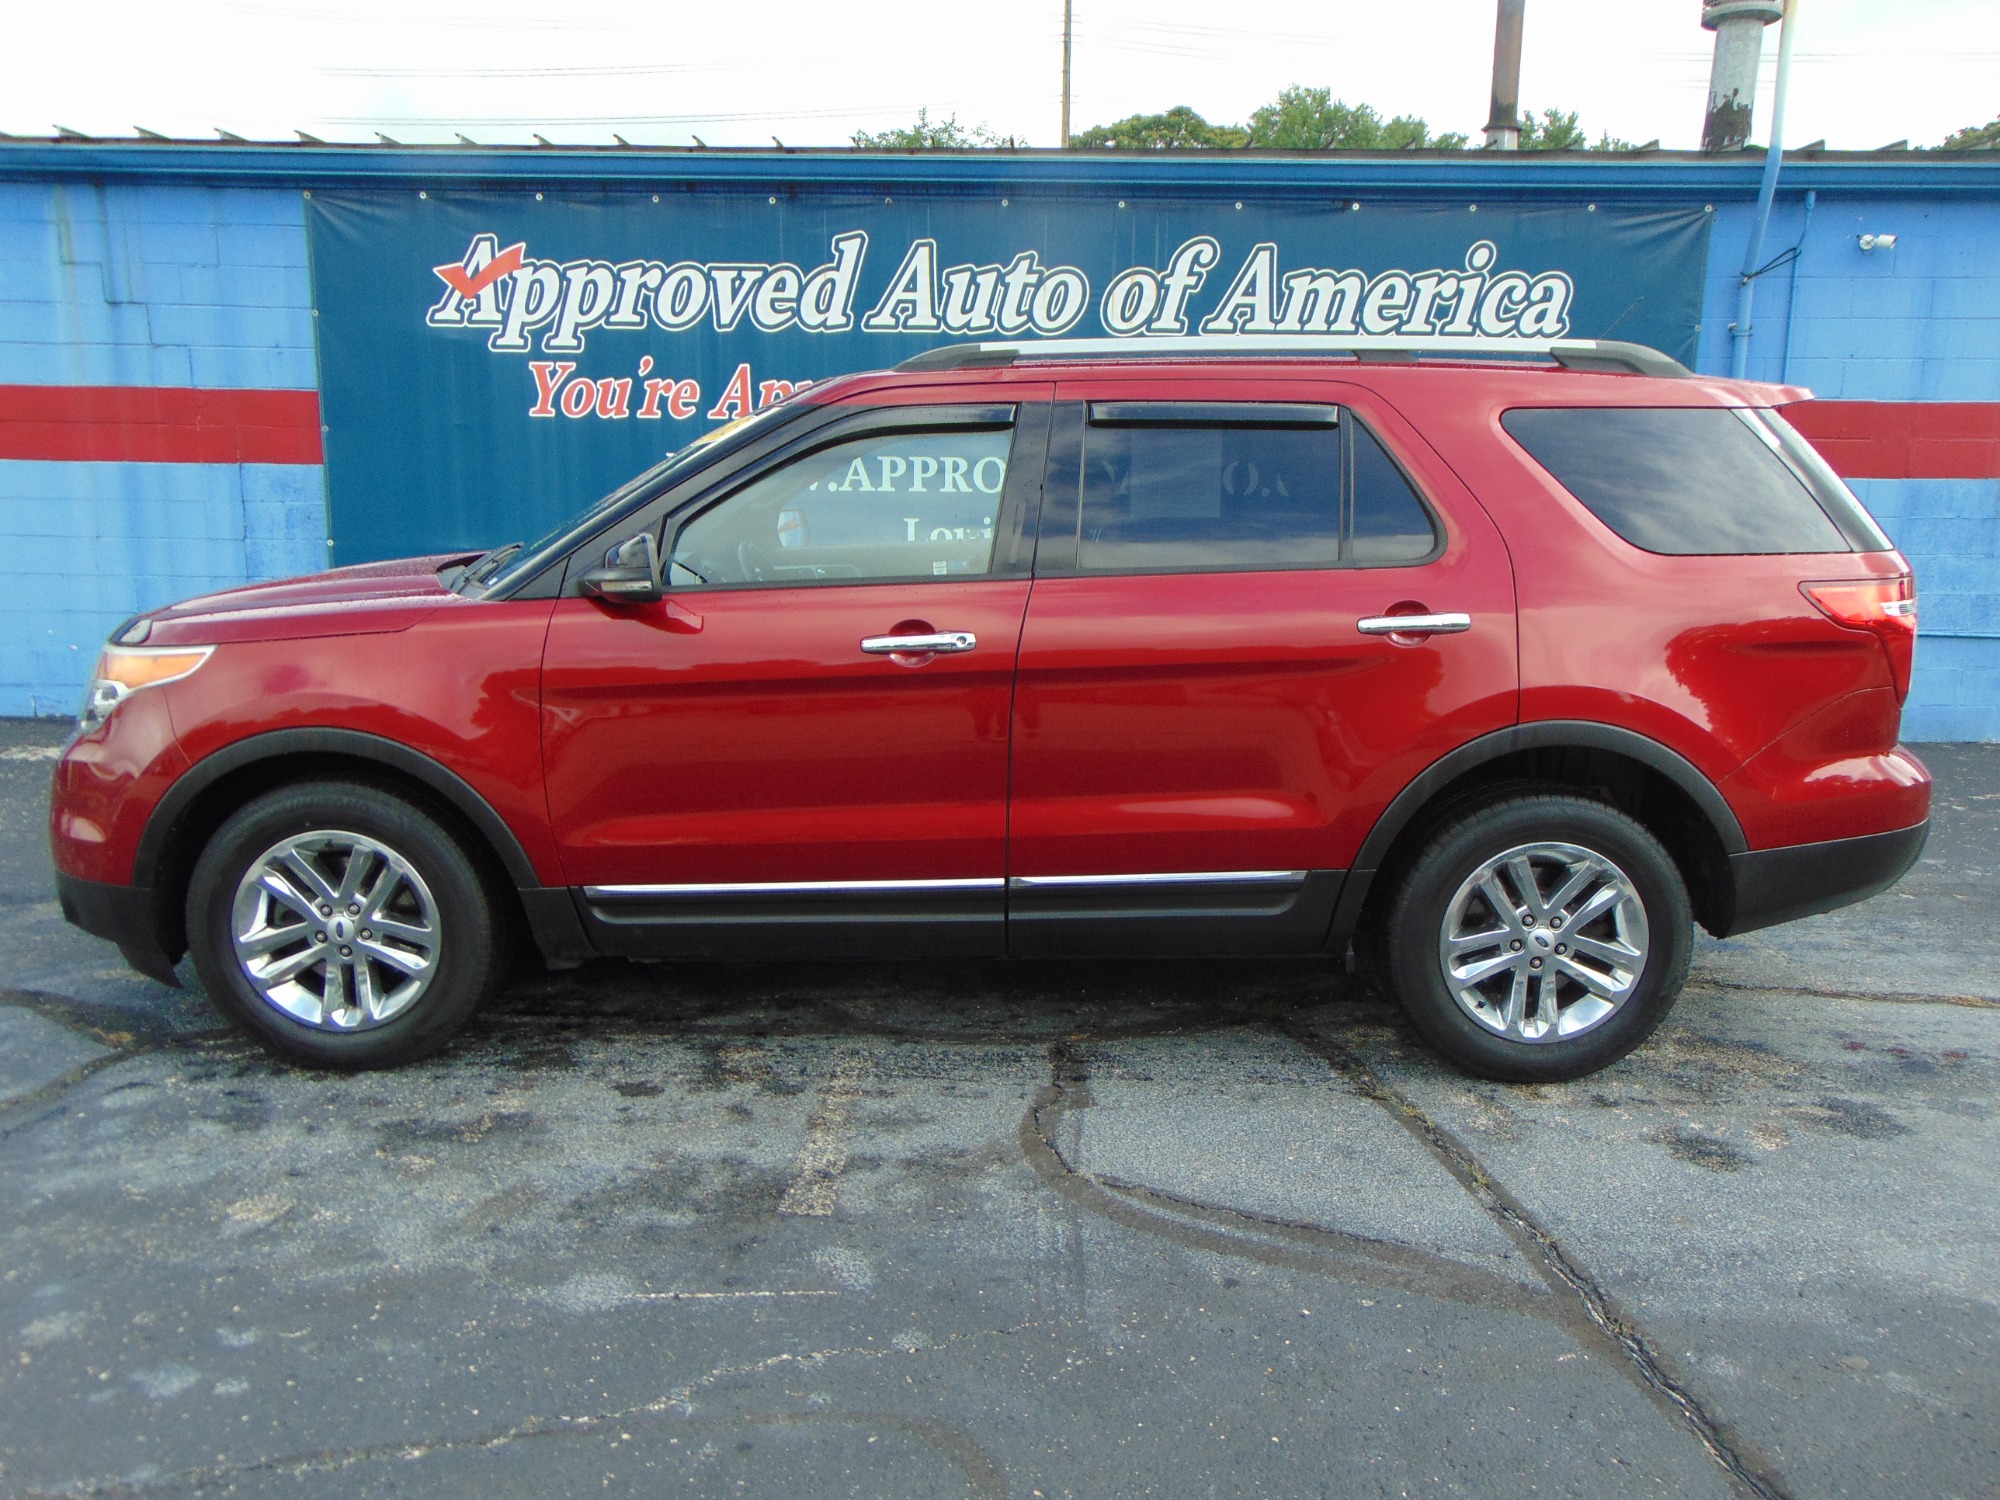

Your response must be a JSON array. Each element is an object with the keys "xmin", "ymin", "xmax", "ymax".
[
  {"xmin": 1382, "ymin": 793, "xmax": 1691, "ymax": 1082},
  {"xmin": 186, "ymin": 782, "xmax": 505, "ymax": 1067}
]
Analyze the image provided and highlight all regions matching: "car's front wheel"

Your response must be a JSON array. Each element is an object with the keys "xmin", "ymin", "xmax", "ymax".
[
  {"xmin": 1382, "ymin": 793, "xmax": 1691, "ymax": 1082},
  {"xmin": 186, "ymin": 781, "xmax": 505, "ymax": 1067}
]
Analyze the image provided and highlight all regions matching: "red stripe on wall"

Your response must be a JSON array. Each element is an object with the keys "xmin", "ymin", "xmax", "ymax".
[
  {"xmin": 0, "ymin": 385, "xmax": 323, "ymax": 464},
  {"xmin": 1784, "ymin": 400, "xmax": 2000, "ymax": 481},
  {"xmin": 0, "ymin": 387, "xmax": 1988, "ymax": 480}
]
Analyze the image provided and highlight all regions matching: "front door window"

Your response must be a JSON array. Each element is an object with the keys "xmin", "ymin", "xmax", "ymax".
[{"xmin": 669, "ymin": 428, "xmax": 1014, "ymax": 587}]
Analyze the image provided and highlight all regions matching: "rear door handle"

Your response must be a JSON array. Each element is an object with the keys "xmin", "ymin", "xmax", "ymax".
[
  {"xmin": 861, "ymin": 631, "xmax": 978, "ymax": 655},
  {"xmin": 1356, "ymin": 612, "xmax": 1472, "ymax": 636}
]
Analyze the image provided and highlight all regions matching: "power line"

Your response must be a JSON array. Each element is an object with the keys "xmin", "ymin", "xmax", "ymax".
[{"xmin": 320, "ymin": 103, "xmax": 930, "ymax": 128}]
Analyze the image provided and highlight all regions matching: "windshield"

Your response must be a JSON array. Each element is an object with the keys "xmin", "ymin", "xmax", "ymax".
[{"xmin": 475, "ymin": 403, "xmax": 802, "ymax": 594}]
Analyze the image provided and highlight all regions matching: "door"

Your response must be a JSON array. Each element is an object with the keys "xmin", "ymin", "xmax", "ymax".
[
  {"xmin": 1007, "ymin": 381, "xmax": 1518, "ymax": 955},
  {"xmin": 541, "ymin": 398, "xmax": 1049, "ymax": 958}
]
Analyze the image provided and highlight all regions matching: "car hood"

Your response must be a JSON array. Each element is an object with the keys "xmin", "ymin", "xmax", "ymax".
[{"xmin": 143, "ymin": 552, "xmax": 481, "ymax": 645}]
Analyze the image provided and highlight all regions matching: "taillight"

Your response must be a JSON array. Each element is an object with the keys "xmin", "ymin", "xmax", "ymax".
[{"xmin": 1802, "ymin": 577, "xmax": 1917, "ymax": 703}]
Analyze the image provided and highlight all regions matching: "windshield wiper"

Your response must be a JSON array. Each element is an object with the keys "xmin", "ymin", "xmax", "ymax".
[{"xmin": 459, "ymin": 542, "xmax": 522, "ymax": 590}]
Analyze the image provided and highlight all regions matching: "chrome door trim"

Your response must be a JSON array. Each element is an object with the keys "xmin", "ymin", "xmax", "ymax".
[
  {"xmin": 861, "ymin": 631, "xmax": 977, "ymax": 655},
  {"xmin": 1356, "ymin": 613, "xmax": 1472, "ymax": 636},
  {"xmin": 584, "ymin": 877, "xmax": 1006, "ymax": 899},
  {"xmin": 1007, "ymin": 870, "xmax": 1308, "ymax": 889}
]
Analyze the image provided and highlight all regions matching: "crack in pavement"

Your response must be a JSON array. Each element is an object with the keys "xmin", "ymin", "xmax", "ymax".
[
  {"xmin": 1685, "ymin": 978, "xmax": 2000, "ymax": 1011},
  {"xmin": 22, "ymin": 1320, "xmax": 1049, "ymax": 1498},
  {"xmin": 1281, "ymin": 1019, "xmax": 1795, "ymax": 1500},
  {"xmin": 0, "ymin": 989, "xmax": 240, "ymax": 1137},
  {"xmin": 0, "ymin": 986, "xmax": 195, "ymax": 1049},
  {"xmin": 1020, "ymin": 1042, "xmax": 1578, "ymax": 1325}
]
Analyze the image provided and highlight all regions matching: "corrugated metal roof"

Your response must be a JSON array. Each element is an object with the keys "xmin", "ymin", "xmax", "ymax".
[{"xmin": 1, "ymin": 135, "xmax": 1997, "ymax": 196}]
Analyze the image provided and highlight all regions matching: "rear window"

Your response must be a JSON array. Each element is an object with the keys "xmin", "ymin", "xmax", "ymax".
[
  {"xmin": 1501, "ymin": 406, "xmax": 1854, "ymax": 556},
  {"xmin": 1749, "ymin": 407, "xmax": 1893, "ymax": 552}
]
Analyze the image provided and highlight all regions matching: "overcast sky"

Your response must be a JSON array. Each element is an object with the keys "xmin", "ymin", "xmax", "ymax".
[{"xmin": 6, "ymin": 0, "xmax": 1997, "ymax": 152}]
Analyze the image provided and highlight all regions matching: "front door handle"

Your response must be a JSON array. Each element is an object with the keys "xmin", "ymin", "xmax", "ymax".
[
  {"xmin": 861, "ymin": 631, "xmax": 977, "ymax": 655},
  {"xmin": 1357, "ymin": 612, "xmax": 1472, "ymax": 637}
]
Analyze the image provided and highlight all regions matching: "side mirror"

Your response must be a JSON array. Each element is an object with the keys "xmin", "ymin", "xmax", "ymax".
[{"xmin": 580, "ymin": 532, "xmax": 662, "ymax": 604}]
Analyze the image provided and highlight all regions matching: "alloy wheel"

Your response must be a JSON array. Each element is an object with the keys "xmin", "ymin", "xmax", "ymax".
[
  {"xmin": 228, "ymin": 829, "xmax": 442, "ymax": 1031},
  {"xmin": 1435, "ymin": 840, "xmax": 1650, "ymax": 1043}
]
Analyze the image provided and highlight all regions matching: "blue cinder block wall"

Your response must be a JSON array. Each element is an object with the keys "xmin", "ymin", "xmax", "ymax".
[
  {"xmin": 1698, "ymin": 196, "xmax": 2000, "ymax": 741},
  {"xmin": 0, "ymin": 182, "xmax": 325, "ymax": 716},
  {"xmin": 0, "ymin": 152, "xmax": 1994, "ymax": 738}
]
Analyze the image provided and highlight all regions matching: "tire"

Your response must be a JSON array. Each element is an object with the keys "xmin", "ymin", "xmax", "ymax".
[
  {"xmin": 1381, "ymin": 793, "xmax": 1691, "ymax": 1083},
  {"xmin": 185, "ymin": 781, "xmax": 506, "ymax": 1068}
]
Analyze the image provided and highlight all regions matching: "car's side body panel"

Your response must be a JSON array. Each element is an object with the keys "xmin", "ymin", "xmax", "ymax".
[
  {"xmin": 540, "ymin": 578, "xmax": 1032, "ymax": 890},
  {"xmin": 1005, "ymin": 373, "xmax": 1520, "ymax": 954},
  {"xmin": 1339, "ymin": 366, "xmax": 1922, "ymax": 851}
]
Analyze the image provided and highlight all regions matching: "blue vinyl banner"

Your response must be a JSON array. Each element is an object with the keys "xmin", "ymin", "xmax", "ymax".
[{"xmin": 305, "ymin": 189, "xmax": 1710, "ymax": 565}]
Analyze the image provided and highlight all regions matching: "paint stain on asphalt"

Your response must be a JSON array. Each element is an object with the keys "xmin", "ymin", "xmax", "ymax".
[{"xmin": 778, "ymin": 1054, "xmax": 869, "ymax": 1217}]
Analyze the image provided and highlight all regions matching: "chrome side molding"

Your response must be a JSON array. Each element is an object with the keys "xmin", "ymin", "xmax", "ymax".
[
  {"xmin": 585, "ymin": 872, "xmax": 1310, "ymax": 899},
  {"xmin": 1008, "ymin": 871, "xmax": 1307, "ymax": 889},
  {"xmin": 585, "ymin": 877, "xmax": 1005, "ymax": 899}
]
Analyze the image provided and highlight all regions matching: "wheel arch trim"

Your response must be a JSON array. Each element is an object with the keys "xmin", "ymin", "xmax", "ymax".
[
  {"xmin": 135, "ymin": 727, "xmax": 545, "ymax": 892},
  {"xmin": 1331, "ymin": 720, "xmax": 1746, "ymax": 948}
]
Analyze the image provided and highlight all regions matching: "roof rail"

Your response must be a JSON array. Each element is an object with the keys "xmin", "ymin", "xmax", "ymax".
[{"xmin": 895, "ymin": 335, "xmax": 1690, "ymax": 378}]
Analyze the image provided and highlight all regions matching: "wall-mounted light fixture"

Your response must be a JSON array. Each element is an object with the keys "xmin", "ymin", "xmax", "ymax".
[{"xmin": 1858, "ymin": 233, "xmax": 1898, "ymax": 251}]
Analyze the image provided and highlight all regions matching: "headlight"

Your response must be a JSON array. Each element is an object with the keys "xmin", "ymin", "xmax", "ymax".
[{"xmin": 77, "ymin": 645, "xmax": 214, "ymax": 734}]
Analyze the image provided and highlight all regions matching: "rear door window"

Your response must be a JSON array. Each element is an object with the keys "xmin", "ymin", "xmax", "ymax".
[
  {"xmin": 1501, "ymin": 406, "xmax": 1852, "ymax": 555},
  {"xmin": 1067, "ymin": 403, "xmax": 1438, "ymax": 574},
  {"xmin": 1350, "ymin": 423, "xmax": 1441, "ymax": 566}
]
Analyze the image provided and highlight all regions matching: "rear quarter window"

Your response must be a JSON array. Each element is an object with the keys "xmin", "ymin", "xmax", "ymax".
[{"xmin": 1501, "ymin": 406, "xmax": 1853, "ymax": 556}]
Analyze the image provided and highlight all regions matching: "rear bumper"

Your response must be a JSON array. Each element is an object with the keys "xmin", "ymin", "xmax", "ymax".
[
  {"xmin": 54, "ymin": 872, "xmax": 182, "ymax": 986},
  {"xmin": 1719, "ymin": 819, "xmax": 1929, "ymax": 938}
]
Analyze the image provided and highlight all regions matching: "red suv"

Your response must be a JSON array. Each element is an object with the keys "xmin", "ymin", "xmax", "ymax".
[{"xmin": 51, "ymin": 338, "xmax": 1929, "ymax": 1081}]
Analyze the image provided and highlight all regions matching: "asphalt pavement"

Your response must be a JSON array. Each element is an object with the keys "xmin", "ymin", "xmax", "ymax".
[{"xmin": 1, "ymin": 716, "xmax": 1994, "ymax": 1499}]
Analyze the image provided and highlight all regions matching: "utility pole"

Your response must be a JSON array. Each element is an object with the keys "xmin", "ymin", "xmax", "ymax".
[
  {"xmin": 1483, "ymin": 0, "xmax": 1525, "ymax": 149},
  {"xmin": 1702, "ymin": 1, "xmax": 1784, "ymax": 151},
  {"xmin": 1061, "ymin": 0, "xmax": 1073, "ymax": 147}
]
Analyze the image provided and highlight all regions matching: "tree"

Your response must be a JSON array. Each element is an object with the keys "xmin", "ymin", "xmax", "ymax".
[
  {"xmin": 1515, "ymin": 108, "xmax": 1635, "ymax": 150},
  {"xmin": 1938, "ymin": 113, "xmax": 2000, "ymax": 150},
  {"xmin": 1244, "ymin": 86, "xmax": 1467, "ymax": 150},
  {"xmin": 1066, "ymin": 87, "xmax": 1630, "ymax": 153},
  {"xmin": 852, "ymin": 109, "xmax": 1023, "ymax": 150},
  {"xmin": 1518, "ymin": 107, "xmax": 1585, "ymax": 150},
  {"xmin": 1070, "ymin": 106, "xmax": 1247, "ymax": 150}
]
